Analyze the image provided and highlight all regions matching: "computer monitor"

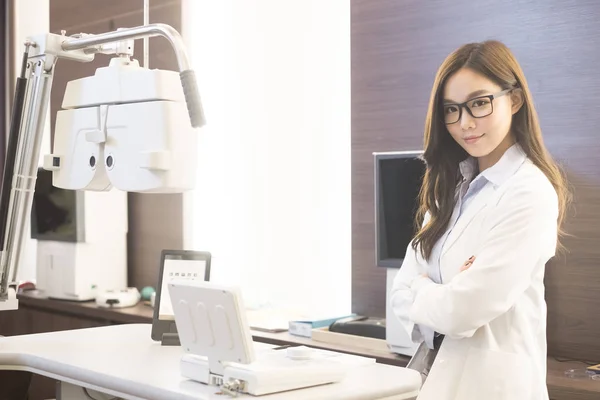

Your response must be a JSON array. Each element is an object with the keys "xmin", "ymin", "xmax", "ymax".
[
  {"xmin": 373, "ymin": 151, "xmax": 425, "ymax": 268},
  {"xmin": 30, "ymin": 167, "xmax": 85, "ymax": 242}
]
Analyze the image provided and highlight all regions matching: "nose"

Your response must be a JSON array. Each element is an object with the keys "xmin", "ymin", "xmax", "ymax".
[{"xmin": 459, "ymin": 106, "xmax": 476, "ymax": 131}]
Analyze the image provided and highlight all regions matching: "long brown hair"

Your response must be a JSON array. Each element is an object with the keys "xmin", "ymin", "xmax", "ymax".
[{"xmin": 412, "ymin": 40, "xmax": 571, "ymax": 260}]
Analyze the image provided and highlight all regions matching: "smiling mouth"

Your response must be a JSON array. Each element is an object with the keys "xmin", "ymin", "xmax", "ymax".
[{"xmin": 464, "ymin": 133, "xmax": 485, "ymax": 143}]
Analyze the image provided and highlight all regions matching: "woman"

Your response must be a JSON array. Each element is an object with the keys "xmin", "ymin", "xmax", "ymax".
[{"xmin": 390, "ymin": 40, "xmax": 570, "ymax": 400}]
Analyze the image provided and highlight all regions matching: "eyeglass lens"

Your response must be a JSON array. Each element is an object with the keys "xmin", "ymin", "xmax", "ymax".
[{"xmin": 444, "ymin": 97, "xmax": 493, "ymax": 124}]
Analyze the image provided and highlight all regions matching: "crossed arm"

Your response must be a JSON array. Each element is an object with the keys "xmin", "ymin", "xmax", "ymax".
[{"xmin": 390, "ymin": 183, "xmax": 558, "ymax": 339}]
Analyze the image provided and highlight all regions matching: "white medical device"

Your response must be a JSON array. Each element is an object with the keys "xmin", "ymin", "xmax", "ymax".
[
  {"xmin": 168, "ymin": 280, "xmax": 376, "ymax": 396},
  {"xmin": 95, "ymin": 287, "xmax": 141, "ymax": 308},
  {"xmin": 47, "ymin": 56, "xmax": 198, "ymax": 192},
  {"xmin": 32, "ymin": 167, "xmax": 128, "ymax": 302},
  {"xmin": 0, "ymin": 24, "xmax": 205, "ymax": 311}
]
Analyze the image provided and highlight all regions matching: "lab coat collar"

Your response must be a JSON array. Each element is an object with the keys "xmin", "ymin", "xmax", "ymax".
[
  {"xmin": 458, "ymin": 143, "xmax": 527, "ymax": 188},
  {"xmin": 480, "ymin": 143, "xmax": 527, "ymax": 187},
  {"xmin": 442, "ymin": 143, "xmax": 527, "ymax": 257}
]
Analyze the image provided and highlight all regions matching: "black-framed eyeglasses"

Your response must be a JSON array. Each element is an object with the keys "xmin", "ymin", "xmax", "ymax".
[{"xmin": 443, "ymin": 89, "xmax": 512, "ymax": 125}]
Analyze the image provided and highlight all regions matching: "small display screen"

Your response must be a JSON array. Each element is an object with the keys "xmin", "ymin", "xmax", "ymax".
[
  {"xmin": 159, "ymin": 257, "xmax": 208, "ymax": 320},
  {"xmin": 31, "ymin": 168, "xmax": 81, "ymax": 242}
]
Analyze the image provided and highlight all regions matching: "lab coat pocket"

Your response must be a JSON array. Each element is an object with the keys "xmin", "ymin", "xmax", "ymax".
[{"xmin": 454, "ymin": 347, "xmax": 532, "ymax": 400}]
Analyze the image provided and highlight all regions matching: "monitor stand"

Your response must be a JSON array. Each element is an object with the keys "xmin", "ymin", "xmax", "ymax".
[{"xmin": 161, "ymin": 332, "xmax": 180, "ymax": 346}]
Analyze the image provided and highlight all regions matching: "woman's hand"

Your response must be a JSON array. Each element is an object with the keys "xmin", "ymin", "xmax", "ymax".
[{"xmin": 460, "ymin": 256, "xmax": 475, "ymax": 272}]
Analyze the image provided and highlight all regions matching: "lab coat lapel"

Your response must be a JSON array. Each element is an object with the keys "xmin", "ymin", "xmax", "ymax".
[{"xmin": 441, "ymin": 184, "xmax": 495, "ymax": 257}]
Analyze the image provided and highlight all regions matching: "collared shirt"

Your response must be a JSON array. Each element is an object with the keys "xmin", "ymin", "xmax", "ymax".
[{"xmin": 416, "ymin": 143, "xmax": 527, "ymax": 349}]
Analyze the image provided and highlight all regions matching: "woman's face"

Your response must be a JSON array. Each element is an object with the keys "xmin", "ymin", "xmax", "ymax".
[{"xmin": 442, "ymin": 68, "xmax": 519, "ymax": 165}]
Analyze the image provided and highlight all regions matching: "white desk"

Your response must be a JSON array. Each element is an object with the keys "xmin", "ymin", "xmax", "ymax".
[{"xmin": 0, "ymin": 324, "xmax": 420, "ymax": 400}]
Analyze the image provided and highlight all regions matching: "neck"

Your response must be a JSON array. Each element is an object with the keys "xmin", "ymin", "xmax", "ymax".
[{"xmin": 478, "ymin": 135, "xmax": 516, "ymax": 172}]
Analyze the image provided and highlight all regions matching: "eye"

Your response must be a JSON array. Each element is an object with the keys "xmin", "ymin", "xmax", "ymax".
[
  {"xmin": 444, "ymin": 105, "xmax": 458, "ymax": 114},
  {"xmin": 471, "ymin": 99, "xmax": 490, "ymax": 108}
]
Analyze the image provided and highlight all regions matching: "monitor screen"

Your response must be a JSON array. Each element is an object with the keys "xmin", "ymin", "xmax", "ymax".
[
  {"xmin": 30, "ymin": 168, "xmax": 84, "ymax": 242},
  {"xmin": 151, "ymin": 250, "xmax": 212, "ymax": 343},
  {"xmin": 158, "ymin": 255, "xmax": 209, "ymax": 320},
  {"xmin": 374, "ymin": 151, "xmax": 425, "ymax": 268}
]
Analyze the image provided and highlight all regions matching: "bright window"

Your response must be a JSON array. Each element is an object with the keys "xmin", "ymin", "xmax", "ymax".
[{"xmin": 182, "ymin": 0, "xmax": 351, "ymax": 316}]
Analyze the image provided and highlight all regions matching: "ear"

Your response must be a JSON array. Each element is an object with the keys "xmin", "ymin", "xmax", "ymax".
[{"xmin": 510, "ymin": 88, "xmax": 524, "ymax": 115}]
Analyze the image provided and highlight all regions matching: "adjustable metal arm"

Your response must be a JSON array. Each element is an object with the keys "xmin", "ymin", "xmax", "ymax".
[
  {"xmin": 62, "ymin": 24, "xmax": 190, "ymax": 70},
  {"xmin": 0, "ymin": 24, "xmax": 203, "ymax": 303},
  {"xmin": 62, "ymin": 24, "xmax": 204, "ymax": 128}
]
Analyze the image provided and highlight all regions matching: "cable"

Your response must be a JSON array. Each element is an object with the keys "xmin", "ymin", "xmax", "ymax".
[
  {"xmin": 82, "ymin": 386, "xmax": 120, "ymax": 400},
  {"xmin": 552, "ymin": 356, "xmax": 598, "ymax": 366}
]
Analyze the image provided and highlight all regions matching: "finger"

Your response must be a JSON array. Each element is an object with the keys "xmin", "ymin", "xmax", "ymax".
[{"xmin": 460, "ymin": 256, "xmax": 475, "ymax": 272}]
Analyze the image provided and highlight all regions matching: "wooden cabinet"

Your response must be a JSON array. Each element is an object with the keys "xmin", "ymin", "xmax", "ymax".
[
  {"xmin": 0, "ymin": 296, "xmax": 143, "ymax": 400},
  {"xmin": 0, "ymin": 307, "xmax": 109, "ymax": 337}
]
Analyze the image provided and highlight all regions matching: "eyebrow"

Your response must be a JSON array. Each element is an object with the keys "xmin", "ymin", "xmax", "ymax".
[{"xmin": 443, "ymin": 89, "xmax": 490, "ymax": 104}]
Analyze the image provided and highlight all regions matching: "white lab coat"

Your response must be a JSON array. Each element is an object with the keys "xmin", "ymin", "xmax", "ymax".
[{"xmin": 390, "ymin": 157, "xmax": 558, "ymax": 400}]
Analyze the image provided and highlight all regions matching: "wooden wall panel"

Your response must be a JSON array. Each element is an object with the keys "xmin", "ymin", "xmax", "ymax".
[
  {"xmin": 351, "ymin": 0, "xmax": 600, "ymax": 360},
  {"xmin": 49, "ymin": 0, "xmax": 184, "ymax": 291}
]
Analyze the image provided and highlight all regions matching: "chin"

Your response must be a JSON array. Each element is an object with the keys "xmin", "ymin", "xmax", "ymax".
[
  {"xmin": 464, "ymin": 147, "xmax": 492, "ymax": 158},
  {"xmin": 461, "ymin": 140, "xmax": 495, "ymax": 158}
]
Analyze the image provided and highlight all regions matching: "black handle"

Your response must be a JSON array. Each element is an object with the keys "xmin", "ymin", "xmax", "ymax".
[
  {"xmin": 0, "ymin": 77, "xmax": 28, "ymax": 249},
  {"xmin": 180, "ymin": 70, "xmax": 206, "ymax": 128}
]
